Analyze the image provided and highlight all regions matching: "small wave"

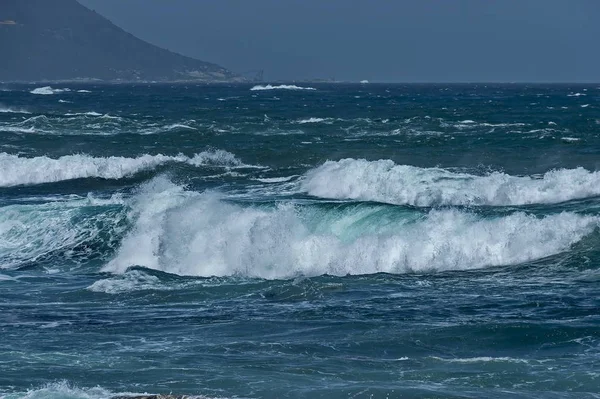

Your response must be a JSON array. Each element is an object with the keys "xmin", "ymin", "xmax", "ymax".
[
  {"xmin": 0, "ymin": 382, "xmax": 113, "ymax": 399},
  {"xmin": 0, "ymin": 126, "xmax": 36, "ymax": 133},
  {"xmin": 164, "ymin": 123, "xmax": 196, "ymax": 131},
  {"xmin": 296, "ymin": 117, "xmax": 331, "ymax": 124},
  {"xmin": 104, "ymin": 178, "xmax": 598, "ymax": 279},
  {"xmin": 99, "ymin": 114, "xmax": 121, "ymax": 120},
  {"xmin": 302, "ymin": 159, "xmax": 600, "ymax": 206},
  {"xmin": 0, "ymin": 149, "xmax": 246, "ymax": 187},
  {"xmin": 0, "ymin": 382, "xmax": 225, "ymax": 399},
  {"xmin": 0, "ymin": 105, "xmax": 31, "ymax": 114},
  {"xmin": 250, "ymin": 84, "xmax": 316, "ymax": 91},
  {"xmin": 429, "ymin": 356, "xmax": 530, "ymax": 364},
  {"xmin": 77, "ymin": 89, "xmax": 92, "ymax": 93},
  {"xmin": 254, "ymin": 176, "xmax": 297, "ymax": 183},
  {"xmin": 88, "ymin": 269, "xmax": 165, "ymax": 294},
  {"xmin": 0, "ymin": 382, "xmax": 223, "ymax": 399},
  {"xmin": 567, "ymin": 92, "xmax": 586, "ymax": 97},
  {"xmin": 64, "ymin": 111, "xmax": 102, "ymax": 117},
  {"xmin": 30, "ymin": 86, "xmax": 71, "ymax": 95},
  {"xmin": 562, "ymin": 137, "xmax": 581, "ymax": 143}
]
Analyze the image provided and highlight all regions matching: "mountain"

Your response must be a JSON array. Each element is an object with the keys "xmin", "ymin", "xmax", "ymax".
[{"xmin": 0, "ymin": 0, "xmax": 242, "ymax": 82}]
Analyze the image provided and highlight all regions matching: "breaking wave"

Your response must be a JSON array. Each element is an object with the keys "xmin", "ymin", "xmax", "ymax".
[
  {"xmin": 0, "ymin": 381, "xmax": 223, "ymax": 399},
  {"xmin": 0, "ymin": 196, "xmax": 126, "ymax": 269},
  {"xmin": 104, "ymin": 177, "xmax": 598, "ymax": 279},
  {"xmin": 301, "ymin": 159, "xmax": 600, "ymax": 207},
  {"xmin": 0, "ymin": 149, "xmax": 246, "ymax": 187},
  {"xmin": 250, "ymin": 85, "xmax": 316, "ymax": 91},
  {"xmin": 0, "ymin": 382, "xmax": 114, "ymax": 399}
]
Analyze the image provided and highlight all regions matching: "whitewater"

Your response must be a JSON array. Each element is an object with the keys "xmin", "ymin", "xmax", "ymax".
[{"xmin": 1, "ymin": 83, "xmax": 599, "ymax": 399}]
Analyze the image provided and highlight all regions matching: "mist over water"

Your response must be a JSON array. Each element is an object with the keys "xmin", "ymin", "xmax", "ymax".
[{"xmin": 1, "ymin": 83, "xmax": 599, "ymax": 399}]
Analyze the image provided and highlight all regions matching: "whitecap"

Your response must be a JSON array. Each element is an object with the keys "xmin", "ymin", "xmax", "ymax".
[
  {"xmin": 30, "ymin": 86, "xmax": 70, "ymax": 95},
  {"xmin": 296, "ymin": 117, "xmax": 331, "ymax": 124},
  {"xmin": 64, "ymin": 111, "xmax": 102, "ymax": 117},
  {"xmin": 164, "ymin": 123, "xmax": 196, "ymax": 131},
  {"xmin": 301, "ymin": 158, "xmax": 600, "ymax": 206},
  {"xmin": 0, "ymin": 105, "xmax": 31, "ymax": 114},
  {"xmin": 250, "ymin": 84, "xmax": 316, "ymax": 91},
  {"xmin": 429, "ymin": 356, "xmax": 530, "ymax": 364},
  {"xmin": 0, "ymin": 149, "xmax": 248, "ymax": 187}
]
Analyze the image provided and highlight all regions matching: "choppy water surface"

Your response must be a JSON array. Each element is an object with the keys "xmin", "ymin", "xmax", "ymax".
[{"xmin": 1, "ymin": 83, "xmax": 599, "ymax": 398}]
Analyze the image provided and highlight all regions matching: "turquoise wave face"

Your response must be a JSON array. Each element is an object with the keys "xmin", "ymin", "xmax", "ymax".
[{"xmin": 1, "ymin": 83, "xmax": 599, "ymax": 399}]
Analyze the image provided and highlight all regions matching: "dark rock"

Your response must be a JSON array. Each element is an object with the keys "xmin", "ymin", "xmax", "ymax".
[{"xmin": 0, "ymin": 0, "xmax": 242, "ymax": 82}]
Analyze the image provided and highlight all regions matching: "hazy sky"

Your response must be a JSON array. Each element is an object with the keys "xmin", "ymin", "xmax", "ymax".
[{"xmin": 78, "ymin": 0, "xmax": 600, "ymax": 82}]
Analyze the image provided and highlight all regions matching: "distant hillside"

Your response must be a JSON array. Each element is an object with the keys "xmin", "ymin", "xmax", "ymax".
[{"xmin": 0, "ymin": 0, "xmax": 242, "ymax": 82}]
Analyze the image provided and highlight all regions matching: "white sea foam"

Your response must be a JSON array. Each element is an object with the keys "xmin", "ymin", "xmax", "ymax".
[
  {"xmin": 301, "ymin": 159, "xmax": 600, "ymax": 206},
  {"xmin": 567, "ymin": 92, "xmax": 586, "ymax": 97},
  {"xmin": 104, "ymin": 178, "xmax": 598, "ymax": 279},
  {"xmin": 562, "ymin": 137, "xmax": 581, "ymax": 143},
  {"xmin": 77, "ymin": 89, "xmax": 92, "ymax": 93},
  {"xmin": 30, "ymin": 86, "xmax": 71, "ymax": 95},
  {"xmin": 250, "ymin": 84, "xmax": 316, "ymax": 91},
  {"xmin": 0, "ymin": 149, "xmax": 245, "ymax": 187}
]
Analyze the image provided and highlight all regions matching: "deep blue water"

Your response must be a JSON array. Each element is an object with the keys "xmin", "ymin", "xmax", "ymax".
[{"xmin": 0, "ymin": 83, "xmax": 599, "ymax": 398}]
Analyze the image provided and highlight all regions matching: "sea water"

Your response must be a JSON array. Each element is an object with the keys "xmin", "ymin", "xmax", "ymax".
[{"xmin": 0, "ymin": 83, "xmax": 599, "ymax": 398}]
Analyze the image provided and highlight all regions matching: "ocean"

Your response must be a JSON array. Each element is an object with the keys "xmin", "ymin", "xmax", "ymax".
[{"xmin": 0, "ymin": 83, "xmax": 599, "ymax": 398}]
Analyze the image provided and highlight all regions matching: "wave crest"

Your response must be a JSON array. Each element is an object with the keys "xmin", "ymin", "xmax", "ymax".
[
  {"xmin": 0, "ymin": 149, "xmax": 246, "ymax": 187},
  {"xmin": 302, "ymin": 159, "xmax": 600, "ymax": 206}
]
